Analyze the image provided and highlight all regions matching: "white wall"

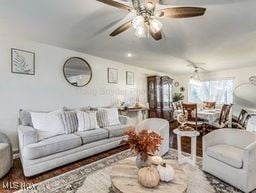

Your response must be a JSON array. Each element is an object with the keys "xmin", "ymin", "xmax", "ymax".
[
  {"xmin": 173, "ymin": 66, "xmax": 256, "ymax": 102},
  {"xmin": 0, "ymin": 35, "xmax": 164, "ymax": 151}
]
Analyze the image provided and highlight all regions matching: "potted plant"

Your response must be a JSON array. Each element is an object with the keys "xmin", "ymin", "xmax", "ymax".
[
  {"xmin": 123, "ymin": 128, "xmax": 163, "ymax": 168},
  {"xmin": 173, "ymin": 92, "xmax": 184, "ymax": 102}
]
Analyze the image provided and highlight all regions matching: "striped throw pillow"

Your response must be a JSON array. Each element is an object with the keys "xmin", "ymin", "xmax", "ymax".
[
  {"xmin": 97, "ymin": 108, "xmax": 120, "ymax": 127},
  {"xmin": 59, "ymin": 111, "xmax": 78, "ymax": 134},
  {"xmin": 97, "ymin": 109, "xmax": 109, "ymax": 127},
  {"xmin": 77, "ymin": 111, "xmax": 99, "ymax": 131}
]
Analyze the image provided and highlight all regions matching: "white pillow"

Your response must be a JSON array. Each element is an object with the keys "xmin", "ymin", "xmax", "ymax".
[
  {"xmin": 106, "ymin": 108, "xmax": 120, "ymax": 126},
  {"xmin": 31, "ymin": 109, "xmax": 65, "ymax": 141},
  {"xmin": 97, "ymin": 108, "xmax": 120, "ymax": 127},
  {"xmin": 77, "ymin": 111, "xmax": 99, "ymax": 132}
]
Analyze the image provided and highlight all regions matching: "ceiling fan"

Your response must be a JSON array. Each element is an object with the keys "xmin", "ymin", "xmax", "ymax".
[
  {"xmin": 96, "ymin": 0, "xmax": 206, "ymax": 40},
  {"xmin": 186, "ymin": 59, "xmax": 207, "ymax": 85},
  {"xmin": 185, "ymin": 59, "xmax": 207, "ymax": 71}
]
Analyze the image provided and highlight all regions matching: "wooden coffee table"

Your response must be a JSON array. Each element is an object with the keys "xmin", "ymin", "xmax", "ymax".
[{"xmin": 111, "ymin": 157, "xmax": 188, "ymax": 193}]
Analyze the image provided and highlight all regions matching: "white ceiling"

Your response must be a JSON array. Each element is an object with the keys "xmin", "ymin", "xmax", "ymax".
[{"xmin": 0, "ymin": 0, "xmax": 256, "ymax": 75}]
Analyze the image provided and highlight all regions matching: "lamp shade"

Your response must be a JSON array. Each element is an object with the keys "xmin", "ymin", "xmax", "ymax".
[
  {"xmin": 132, "ymin": 16, "xmax": 144, "ymax": 29},
  {"xmin": 150, "ymin": 19, "xmax": 163, "ymax": 33},
  {"xmin": 135, "ymin": 25, "xmax": 146, "ymax": 38}
]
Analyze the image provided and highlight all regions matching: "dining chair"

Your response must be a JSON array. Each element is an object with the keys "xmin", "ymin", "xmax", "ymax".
[
  {"xmin": 243, "ymin": 114, "xmax": 252, "ymax": 128},
  {"xmin": 203, "ymin": 101, "xmax": 216, "ymax": 109},
  {"xmin": 209, "ymin": 104, "xmax": 233, "ymax": 129},
  {"xmin": 232, "ymin": 109, "xmax": 249, "ymax": 129},
  {"xmin": 182, "ymin": 103, "xmax": 204, "ymax": 131},
  {"xmin": 175, "ymin": 101, "xmax": 182, "ymax": 110}
]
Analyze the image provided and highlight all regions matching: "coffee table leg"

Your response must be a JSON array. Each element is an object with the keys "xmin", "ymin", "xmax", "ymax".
[{"xmin": 191, "ymin": 136, "xmax": 197, "ymax": 167}]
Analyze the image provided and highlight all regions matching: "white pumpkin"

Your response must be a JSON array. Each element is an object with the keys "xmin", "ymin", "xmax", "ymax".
[
  {"xmin": 151, "ymin": 156, "xmax": 163, "ymax": 166},
  {"xmin": 138, "ymin": 166, "xmax": 160, "ymax": 188},
  {"xmin": 157, "ymin": 163, "xmax": 175, "ymax": 182}
]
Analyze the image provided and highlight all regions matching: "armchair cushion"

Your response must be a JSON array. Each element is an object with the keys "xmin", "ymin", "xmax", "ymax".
[{"xmin": 206, "ymin": 144, "xmax": 244, "ymax": 169}]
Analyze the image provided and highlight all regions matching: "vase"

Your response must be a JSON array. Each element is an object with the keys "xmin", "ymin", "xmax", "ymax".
[{"xmin": 136, "ymin": 154, "xmax": 151, "ymax": 169}]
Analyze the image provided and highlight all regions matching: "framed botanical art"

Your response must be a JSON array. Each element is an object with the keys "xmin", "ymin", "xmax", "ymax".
[
  {"xmin": 108, "ymin": 68, "xmax": 118, "ymax": 84},
  {"xmin": 126, "ymin": 71, "xmax": 134, "ymax": 85},
  {"xmin": 11, "ymin": 48, "xmax": 35, "ymax": 75}
]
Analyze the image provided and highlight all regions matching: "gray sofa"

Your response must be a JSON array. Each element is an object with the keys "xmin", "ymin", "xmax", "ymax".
[{"xmin": 18, "ymin": 112, "xmax": 131, "ymax": 177}]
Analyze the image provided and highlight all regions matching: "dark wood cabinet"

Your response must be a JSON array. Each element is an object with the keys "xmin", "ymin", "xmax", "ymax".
[{"xmin": 147, "ymin": 76, "xmax": 173, "ymax": 121}]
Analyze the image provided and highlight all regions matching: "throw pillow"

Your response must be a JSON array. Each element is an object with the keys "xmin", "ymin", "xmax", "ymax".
[
  {"xmin": 59, "ymin": 111, "xmax": 78, "ymax": 134},
  {"xmin": 30, "ymin": 109, "xmax": 65, "ymax": 141},
  {"xmin": 77, "ymin": 111, "xmax": 99, "ymax": 131},
  {"xmin": 19, "ymin": 109, "xmax": 47, "ymax": 126},
  {"xmin": 97, "ymin": 108, "xmax": 120, "ymax": 127}
]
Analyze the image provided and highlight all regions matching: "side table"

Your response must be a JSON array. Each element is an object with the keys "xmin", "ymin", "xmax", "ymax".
[{"xmin": 173, "ymin": 129, "xmax": 200, "ymax": 167}]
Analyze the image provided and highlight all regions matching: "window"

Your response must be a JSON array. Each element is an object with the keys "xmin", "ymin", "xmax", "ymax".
[{"xmin": 188, "ymin": 79, "xmax": 234, "ymax": 104}]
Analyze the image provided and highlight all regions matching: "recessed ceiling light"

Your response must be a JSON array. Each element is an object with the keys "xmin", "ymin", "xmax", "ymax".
[{"xmin": 127, "ymin": 53, "xmax": 133, "ymax": 58}]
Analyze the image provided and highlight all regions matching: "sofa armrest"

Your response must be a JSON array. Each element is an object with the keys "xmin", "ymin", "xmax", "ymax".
[
  {"xmin": 119, "ymin": 115, "xmax": 131, "ymax": 125},
  {"xmin": 18, "ymin": 125, "xmax": 38, "ymax": 150}
]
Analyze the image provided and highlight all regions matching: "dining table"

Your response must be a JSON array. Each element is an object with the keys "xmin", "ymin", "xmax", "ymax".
[{"xmin": 173, "ymin": 109, "xmax": 220, "ymax": 124}]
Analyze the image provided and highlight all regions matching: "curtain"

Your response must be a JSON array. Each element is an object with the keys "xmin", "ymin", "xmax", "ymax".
[{"xmin": 189, "ymin": 79, "xmax": 234, "ymax": 104}]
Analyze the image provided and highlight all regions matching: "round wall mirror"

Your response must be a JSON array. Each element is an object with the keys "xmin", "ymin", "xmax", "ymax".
[{"xmin": 63, "ymin": 57, "xmax": 92, "ymax": 87}]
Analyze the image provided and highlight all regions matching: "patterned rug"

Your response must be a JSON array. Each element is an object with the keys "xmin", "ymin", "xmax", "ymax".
[{"xmin": 17, "ymin": 149, "xmax": 250, "ymax": 193}]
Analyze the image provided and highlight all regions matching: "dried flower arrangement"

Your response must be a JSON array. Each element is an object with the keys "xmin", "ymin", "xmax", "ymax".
[{"xmin": 123, "ymin": 128, "xmax": 163, "ymax": 161}]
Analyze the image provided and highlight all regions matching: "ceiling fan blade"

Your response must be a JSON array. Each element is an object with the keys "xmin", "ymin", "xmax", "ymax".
[
  {"xmin": 149, "ymin": 27, "xmax": 162, "ymax": 41},
  {"xmin": 110, "ymin": 21, "xmax": 132, "ymax": 36},
  {"xmin": 156, "ymin": 7, "xmax": 206, "ymax": 18},
  {"xmin": 97, "ymin": 0, "xmax": 133, "ymax": 12}
]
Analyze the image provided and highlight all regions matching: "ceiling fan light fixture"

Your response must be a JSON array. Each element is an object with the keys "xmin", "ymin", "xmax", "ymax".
[
  {"xmin": 150, "ymin": 19, "xmax": 162, "ymax": 33},
  {"xmin": 132, "ymin": 15, "xmax": 144, "ymax": 29},
  {"xmin": 135, "ymin": 25, "xmax": 146, "ymax": 38},
  {"xmin": 189, "ymin": 69, "xmax": 202, "ymax": 86}
]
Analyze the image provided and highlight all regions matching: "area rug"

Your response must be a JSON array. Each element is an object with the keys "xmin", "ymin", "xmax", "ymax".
[{"xmin": 17, "ymin": 149, "xmax": 249, "ymax": 193}]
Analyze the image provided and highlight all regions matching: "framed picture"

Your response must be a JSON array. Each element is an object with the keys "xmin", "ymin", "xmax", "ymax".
[
  {"xmin": 180, "ymin": 86, "xmax": 185, "ymax": 92},
  {"xmin": 108, "ymin": 68, "xmax": 118, "ymax": 84},
  {"xmin": 174, "ymin": 81, "xmax": 179, "ymax": 87},
  {"xmin": 11, "ymin": 48, "xmax": 35, "ymax": 75},
  {"xmin": 126, "ymin": 71, "xmax": 134, "ymax": 85}
]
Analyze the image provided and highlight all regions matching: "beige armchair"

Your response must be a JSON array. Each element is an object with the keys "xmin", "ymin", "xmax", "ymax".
[
  {"xmin": 203, "ymin": 129, "xmax": 256, "ymax": 193},
  {"xmin": 136, "ymin": 118, "xmax": 169, "ymax": 156}
]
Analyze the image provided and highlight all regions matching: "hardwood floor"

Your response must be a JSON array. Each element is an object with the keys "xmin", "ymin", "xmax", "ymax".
[{"xmin": 0, "ymin": 131, "xmax": 203, "ymax": 193}]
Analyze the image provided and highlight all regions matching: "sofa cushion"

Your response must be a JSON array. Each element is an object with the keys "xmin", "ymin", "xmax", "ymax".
[
  {"xmin": 23, "ymin": 134, "xmax": 82, "ymax": 159},
  {"xmin": 206, "ymin": 144, "xmax": 244, "ymax": 169},
  {"xmin": 75, "ymin": 128, "xmax": 108, "ymax": 144},
  {"xmin": 104, "ymin": 124, "xmax": 130, "ymax": 138}
]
